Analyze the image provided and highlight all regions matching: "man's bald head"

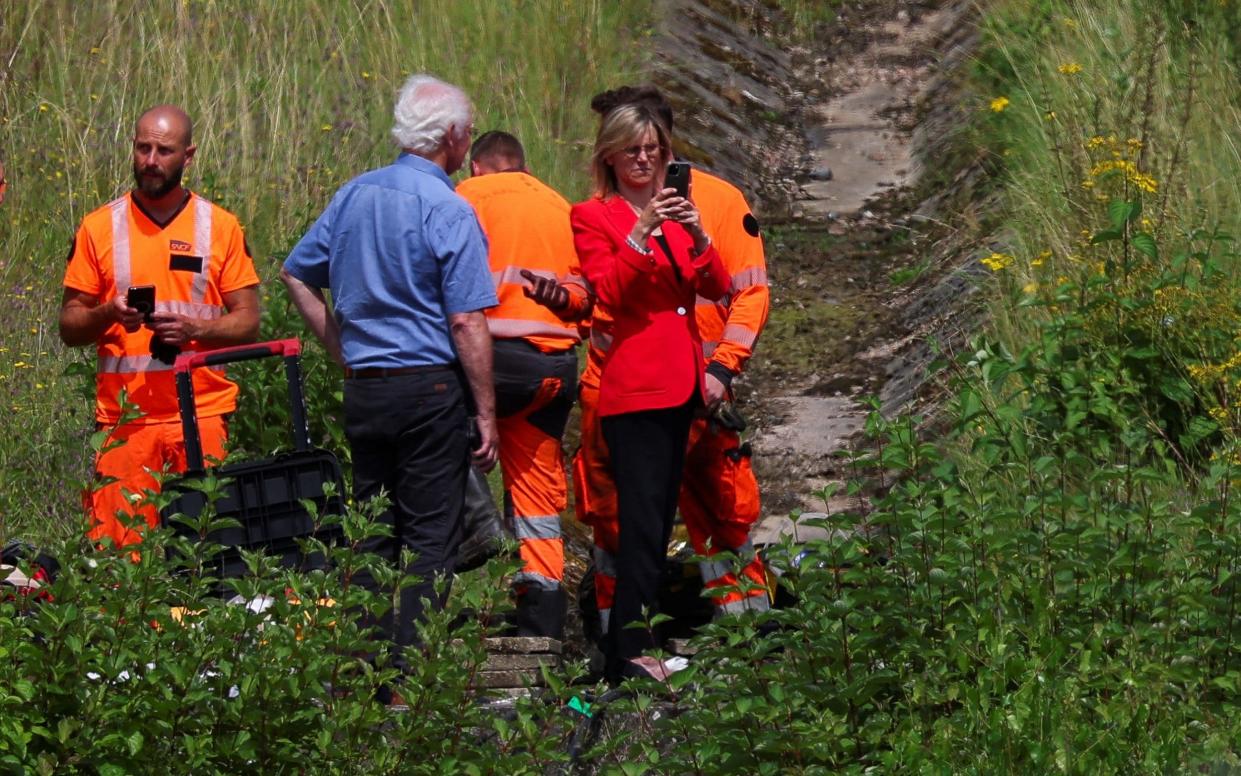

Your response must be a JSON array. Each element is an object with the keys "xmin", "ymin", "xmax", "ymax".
[
  {"xmin": 131, "ymin": 105, "xmax": 196, "ymax": 202},
  {"xmin": 135, "ymin": 104, "xmax": 193, "ymax": 146}
]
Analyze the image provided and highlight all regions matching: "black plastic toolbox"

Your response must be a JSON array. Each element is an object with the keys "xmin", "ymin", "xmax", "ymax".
[{"xmin": 160, "ymin": 339, "xmax": 344, "ymax": 579}]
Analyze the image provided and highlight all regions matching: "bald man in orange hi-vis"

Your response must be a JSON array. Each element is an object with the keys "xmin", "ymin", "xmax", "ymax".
[
  {"xmin": 456, "ymin": 131, "xmax": 592, "ymax": 640},
  {"xmin": 576, "ymin": 86, "xmax": 771, "ymax": 641},
  {"xmin": 59, "ymin": 105, "xmax": 261, "ymax": 548}
]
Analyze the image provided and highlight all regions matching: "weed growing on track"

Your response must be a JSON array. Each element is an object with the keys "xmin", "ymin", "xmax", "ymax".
[{"xmin": 0, "ymin": 0, "xmax": 652, "ymax": 543}]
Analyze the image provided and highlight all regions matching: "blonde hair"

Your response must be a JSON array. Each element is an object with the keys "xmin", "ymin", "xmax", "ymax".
[{"xmin": 589, "ymin": 104, "xmax": 671, "ymax": 199}]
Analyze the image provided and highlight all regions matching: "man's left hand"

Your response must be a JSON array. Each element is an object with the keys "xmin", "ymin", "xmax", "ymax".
[
  {"xmin": 519, "ymin": 269, "xmax": 569, "ymax": 311},
  {"xmin": 148, "ymin": 312, "xmax": 201, "ymax": 347}
]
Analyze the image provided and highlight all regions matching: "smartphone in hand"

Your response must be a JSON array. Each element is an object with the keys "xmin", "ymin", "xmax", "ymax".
[
  {"xmin": 127, "ymin": 285, "xmax": 156, "ymax": 323},
  {"xmin": 665, "ymin": 161, "xmax": 691, "ymax": 200}
]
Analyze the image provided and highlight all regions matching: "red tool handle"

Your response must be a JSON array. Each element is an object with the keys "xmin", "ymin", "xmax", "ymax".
[
  {"xmin": 175, "ymin": 338, "xmax": 311, "ymax": 472},
  {"xmin": 174, "ymin": 338, "xmax": 301, "ymax": 373}
]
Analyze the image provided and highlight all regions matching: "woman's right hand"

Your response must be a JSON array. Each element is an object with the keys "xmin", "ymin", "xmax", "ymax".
[{"xmin": 628, "ymin": 188, "xmax": 679, "ymax": 245}]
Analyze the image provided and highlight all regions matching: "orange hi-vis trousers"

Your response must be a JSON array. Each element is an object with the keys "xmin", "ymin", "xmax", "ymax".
[
  {"xmin": 87, "ymin": 416, "xmax": 228, "ymax": 549},
  {"xmin": 679, "ymin": 417, "xmax": 769, "ymax": 615},
  {"xmin": 494, "ymin": 340, "xmax": 577, "ymax": 596},
  {"xmin": 574, "ymin": 382, "xmax": 768, "ymax": 635}
]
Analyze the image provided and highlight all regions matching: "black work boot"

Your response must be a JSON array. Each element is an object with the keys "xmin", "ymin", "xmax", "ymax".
[{"xmin": 514, "ymin": 585, "xmax": 567, "ymax": 641}]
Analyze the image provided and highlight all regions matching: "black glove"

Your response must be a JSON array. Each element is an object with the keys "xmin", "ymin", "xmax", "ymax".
[{"xmin": 150, "ymin": 337, "xmax": 181, "ymax": 366}]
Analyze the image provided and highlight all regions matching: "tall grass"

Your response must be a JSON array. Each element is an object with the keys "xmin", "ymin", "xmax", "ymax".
[
  {"xmin": 973, "ymin": 0, "xmax": 1241, "ymax": 344},
  {"xmin": 0, "ymin": 0, "xmax": 653, "ymax": 543}
]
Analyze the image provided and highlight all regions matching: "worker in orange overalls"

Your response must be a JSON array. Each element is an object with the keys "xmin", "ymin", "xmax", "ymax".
[
  {"xmin": 456, "ymin": 131, "xmax": 592, "ymax": 639},
  {"xmin": 59, "ymin": 104, "xmax": 261, "ymax": 548},
  {"xmin": 576, "ymin": 87, "xmax": 771, "ymax": 640}
]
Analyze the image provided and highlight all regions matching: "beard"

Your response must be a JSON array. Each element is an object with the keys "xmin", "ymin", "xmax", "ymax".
[{"xmin": 133, "ymin": 161, "xmax": 184, "ymax": 199}]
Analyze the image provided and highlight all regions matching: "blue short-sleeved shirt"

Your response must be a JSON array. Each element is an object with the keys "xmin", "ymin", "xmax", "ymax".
[{"xmin": 283, "ymin": 153, "xmax": 498, "ymax": 369}]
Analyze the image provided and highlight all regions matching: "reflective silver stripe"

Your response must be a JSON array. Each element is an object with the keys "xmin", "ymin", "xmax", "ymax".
[
  {"xmin": 493, "ymin": 266, "xmax": 552, "ymax": 286},
  {"xmin": 487, "ymin": 317, "xmax": 580, "ymax": 342},
  {"xmin": 716, "ymin": 594, "xmax": 770, "ymax": 615},
  {"xmin": 512, "ymin": 514, "xmax": 562, "ymax": 541},
  {"xmin": 699, "ymin": 542, "xmax": 758, "ymax": 584},
  {"xmin": 191, "ymin": 197, "xmax": 212, "ymax": 303},
  {"xmin": 599, "ymin": 608, "xmax": 611, "ymax": 635},
  {"xmin": 722, "ymin": 323, "xmax": 758, "ymax": 348},
  {"xmin": 593, "ymin": 546, "xmax": 617, "ymax": 577},
  {"xmin": 513, "ymin": 571, "xmax": 560, "ymax": 590},
  {"xmin": 589, "ymin": 329, "xmax": 613, "ymax": 353},
  {"xmin": 492, "ymin": 266, "xmax": 588, "ymax": 287},
  {"xmin": 730, "ymin": 267, "xmax": 768, "ymax": 292},
  {"xmin": 98, "ymin": 350, "xmax": 220, "ymax": 374},
  {"xmin": 156, "ymin": 300, "xmax": 223, "ymax": 319},
  {"xmin": 702, "ymin": 341, "xmax": 718, "ymax": 358},
  {"xmin": 699, "ymin": 558, "xmax": 732, "ymax": 585},
  {"xmin": 110, "ymin": 197, "xmax": 132, "ymax": 293}
]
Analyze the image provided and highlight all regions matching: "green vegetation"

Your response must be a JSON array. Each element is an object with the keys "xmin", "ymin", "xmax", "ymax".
[
  {"xmin": 1, "ymin": 491, "xmax": 590, "ymax": 773},
  {"xmin": 5, "ymin": 0, "xmax": 1241, "ymax": 771},
  {"xmin": 0, "ymin": 0, "xmax": 652, "ymax": 542},
  {"xmin": 578, "ymin": 2, "xmax": 1241, "ymax": 771}
]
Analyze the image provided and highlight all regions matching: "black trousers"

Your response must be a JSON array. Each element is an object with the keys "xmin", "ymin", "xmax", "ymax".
[
  {"xmin": 343, "ymin": 367, "xmax": 469, "ymax": 672},
  {"xmin": 601, "ymin": 399, "xmax": 696, "ymax": 680}
]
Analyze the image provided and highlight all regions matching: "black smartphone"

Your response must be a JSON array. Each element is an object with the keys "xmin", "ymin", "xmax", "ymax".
[
  {"xmin": 127, "ymin": 284, "xmax": 156, "ymax": 323},
  {"xmin": 665, "ymin": 161, "xmax": 691, "ymax": 199}
]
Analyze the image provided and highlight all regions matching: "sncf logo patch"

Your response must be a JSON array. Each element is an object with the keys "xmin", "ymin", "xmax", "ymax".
[{"xmin": 169, "ymin": 239, "xmax": 192, "ymax": 252}]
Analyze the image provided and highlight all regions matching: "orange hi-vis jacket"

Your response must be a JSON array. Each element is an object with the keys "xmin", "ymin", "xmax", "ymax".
[
  {"xmin": 64, "ymin": 191, "xmax": 260, "ymax": 424},
  {"xmin": 581, "ymin": 167, "xmax": 769, "ymax": 387},
  {"xmin": 456, "ymin": 172, "xmax": 591, "ymax": 353},
  {"xmin": 689, "ymin": 169, "xmax": 769, "ymax": 377}
]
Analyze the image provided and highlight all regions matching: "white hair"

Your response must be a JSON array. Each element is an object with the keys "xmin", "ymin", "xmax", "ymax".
[{"xmin": 390, "ymin": 74, "xmax": 473, "ymax": 154}]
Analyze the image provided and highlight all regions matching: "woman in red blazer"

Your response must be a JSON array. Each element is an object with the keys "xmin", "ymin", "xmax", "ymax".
[{"xmin": 571, "ymin": 103, "xmax": 730, "ymax": 683}]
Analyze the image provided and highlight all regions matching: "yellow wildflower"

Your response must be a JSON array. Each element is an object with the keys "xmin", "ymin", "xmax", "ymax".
[
  {"xmin": 980, "ymin": 252, "xmax": 1014, "ymax": 271},
  {"xmin": 1044, "ymin": 110, "xmax": 1057, "ymax": 121},
  {"xmin": 989, "ymin": 96, "xmax": 1010, "ymax": 113},
  {"xmin": 1060, "ymin": 16, "xmax": 1078, "ymax": 28},
  {"xmin": 1032, "ymin": 250, "xmax": 1051, "ymax": 267},
  {"xmin": 1022, "ymin": 282, "xmax": 1039, "ymax": 294},
  {"xmin": 1058, "ymin": 62, "xmax": 1083, "ymax": 75},
  {"xmin": 320, "ymin": 124, "xmax": 332, "ymax": 132},
  {"xmin": 1087, "ymin": 135, "xmax": 1107, "ymax": 150}
]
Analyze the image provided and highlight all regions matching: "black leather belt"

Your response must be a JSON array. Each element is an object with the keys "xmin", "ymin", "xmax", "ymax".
[{"xmin": 344, "ymin": 364, "xmax": 451, "ymax": 379}]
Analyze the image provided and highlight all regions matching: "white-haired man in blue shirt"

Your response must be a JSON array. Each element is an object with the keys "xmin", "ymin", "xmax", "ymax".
[{"xmin": 282, "ymin": 74, "xmax": 498, "ymax": 690}]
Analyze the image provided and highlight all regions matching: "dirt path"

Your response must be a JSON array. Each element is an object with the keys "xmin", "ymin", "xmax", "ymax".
[{"xmin": 743, "ymin": 2, "xmax": 970, "ymax": 540}]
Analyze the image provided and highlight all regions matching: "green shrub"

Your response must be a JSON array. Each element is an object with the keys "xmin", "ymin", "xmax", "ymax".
[{"xmin": 0, "ymin": 485, "xmax": 588, "ymax": 774}]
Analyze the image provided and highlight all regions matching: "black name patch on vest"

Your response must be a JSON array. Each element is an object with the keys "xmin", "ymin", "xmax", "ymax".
[{"xmin": 170, "ymin": 254, "xmax": 204, "ymax": 273}]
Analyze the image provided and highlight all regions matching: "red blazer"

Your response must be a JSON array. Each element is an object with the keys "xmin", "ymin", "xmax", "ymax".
[{"xmin": 571, "ymin": 195, "xmax": 730, "ymax": 417}]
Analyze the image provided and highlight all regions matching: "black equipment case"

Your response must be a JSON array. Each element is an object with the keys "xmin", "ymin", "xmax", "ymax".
[{"xmin": 160, "ymin": 338, "xmax": 344, "ymax": 578}]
